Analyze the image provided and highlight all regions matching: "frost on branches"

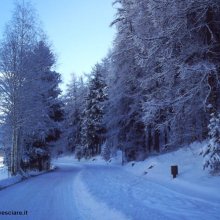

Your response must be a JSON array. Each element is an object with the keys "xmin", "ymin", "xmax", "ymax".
[{"xmin": 203, "ymin": 113, "xmax": 220, "ymax": 173}]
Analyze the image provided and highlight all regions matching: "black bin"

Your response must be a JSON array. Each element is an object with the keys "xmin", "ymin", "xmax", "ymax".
[{"xmin": 171, "ymin": 165, "xmax": 178, "ymax": 178}]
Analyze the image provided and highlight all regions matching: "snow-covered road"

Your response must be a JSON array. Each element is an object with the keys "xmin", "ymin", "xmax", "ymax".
[
  {"xmin": 0, "ymin": 164, "xmax": 83, "ymax": 220},
  {"xmin": 0, "ymin": 161, "xmax": 219, "ymax": 220}
]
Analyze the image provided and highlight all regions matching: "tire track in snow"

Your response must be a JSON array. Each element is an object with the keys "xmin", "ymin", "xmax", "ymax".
[{"xmin": 74, "ymin": 172, "xmax": 130, "ymax": 220}]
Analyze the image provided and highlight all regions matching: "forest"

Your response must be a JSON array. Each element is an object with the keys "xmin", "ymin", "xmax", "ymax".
[{"xmin": 0, "ymin": 0, "xmax": 220, "ymax": 176}]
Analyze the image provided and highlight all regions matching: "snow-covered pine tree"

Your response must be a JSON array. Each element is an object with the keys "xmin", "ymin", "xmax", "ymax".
[
  {"xmin": 81, "ymin": 63, "xmax": 107, "ymax": 158},
  {"xmin": 64, "ymin": 75, "xmax": 87, "ymax": 154},
  {"xmin": 101, "ymin": 142, "xmax": 111, "ymax": 161},
  {"xmin": 23, "ymin": 40, "xmax": 63, "ymax": 171},
  {"xmin": 203, "ymin": 113, "xmax": 220, "ymax": 173}
]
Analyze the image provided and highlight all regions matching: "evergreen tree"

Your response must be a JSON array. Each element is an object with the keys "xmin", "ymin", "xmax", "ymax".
[
  {"xmin": 22, "ymin": 40, "xmax": 63, "ymax": 171},
  {"xmin": 82, "ymin": 64, "xmax": 107, "ymax": 157},
  {"xmin": 64, "ymin": 75, "xmax": 86, "ymax": 154},
  {"xmin": 101, "ymin": 142, "xmax": 111, "ymax": 161},
  {"xmin": 203, "ymin": 113, "xmax": 220, "ymax": 173}
]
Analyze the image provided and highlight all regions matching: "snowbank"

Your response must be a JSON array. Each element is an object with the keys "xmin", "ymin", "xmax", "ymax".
[
  {"xmin": 0, "ymin": 167, "xmax": 55, "ymax": 190},
  {"xmin": 0, "ymin": 163, "xmax": 23, "ymax": 189},
  {"xmin": 121, "ymin": 141, "xmax": 220, "ymax": 202},
  {"xmin": 0, "ymin": 175, "xmax": 22, "ymax": 189}
]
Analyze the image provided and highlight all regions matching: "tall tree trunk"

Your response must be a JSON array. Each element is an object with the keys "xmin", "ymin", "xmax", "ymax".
[
  {"xmin": 207, "ymin": 72, "xmax": 218, "ymax": 116},
  {"xmin": 154, "ymin": 128, "xmax": 160, "ymax": 153},
  {"xmin": 147, "ymin": 124, "xmax": 152, "ymax": 152},
  {"xmin": 10, "ymin": 129, "xmax": 16, "ymax": 175},
  {"xmin": 164, "ymin": 126, "xmax": 168, "ymax": 146},
  {"xmin": 201, "ymin": 112, "xmax": 208, "ymax": 140},
  {"xmin": 11, "ymin": 129, "xmax": 18, "ymax": 175}
]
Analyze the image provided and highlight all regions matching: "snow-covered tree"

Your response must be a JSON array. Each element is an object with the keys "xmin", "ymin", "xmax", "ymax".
[
  {"xmin": 64, "ymin": 75, "xmax": 86, "ymax": 154},
  {"xmin": 203, "ymin": 113, "xmax": 220, "ymax": 173},
  {"xmin": 0, "ymin": 1, "xmax": 42, "ymax": 175},
  {"xmin": 104, "ymin": 0, "xmax": 220, "ymax": 163},
  {"xmin": 127, "ymin": 0, "xmax": 220, "ymax": 151},
  {"xmin": 101, "ymin": 142, "xmax": 111, "ymax": 161},
  {"xmin": 21, "ymin": 40, "xmax": 63, "ymax": 171},
  {"xmin": 0, "ymin": 2, "xmax": 63, "ymax": 174},
  {"xmin": 106, "ymin": 0, "xmax": 147, "ymax": 162},
  {"xmin": 81, "ymin": 63, "xmax": 108, "ymax": 157}
]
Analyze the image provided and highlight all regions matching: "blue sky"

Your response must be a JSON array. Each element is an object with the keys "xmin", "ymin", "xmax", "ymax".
[{"xmin": 0, "ymin": 0, "xmax": 116, "ymax": 89}]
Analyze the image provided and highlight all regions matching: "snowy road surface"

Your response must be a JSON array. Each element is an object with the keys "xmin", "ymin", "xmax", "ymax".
[{"xmin": 0, "ymin": 161, "xmax": 219, "ymax": 220}]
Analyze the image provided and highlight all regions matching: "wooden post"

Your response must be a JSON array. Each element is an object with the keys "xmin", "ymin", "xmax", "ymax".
[{"xmin": 171, "ymin": 165, "xmax": 178, "ymax": 178}]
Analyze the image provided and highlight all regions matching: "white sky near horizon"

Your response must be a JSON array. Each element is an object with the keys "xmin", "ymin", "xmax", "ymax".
[{"xmin": 0, "ymin": 0, "xmax": 116, "ymax": 91}]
